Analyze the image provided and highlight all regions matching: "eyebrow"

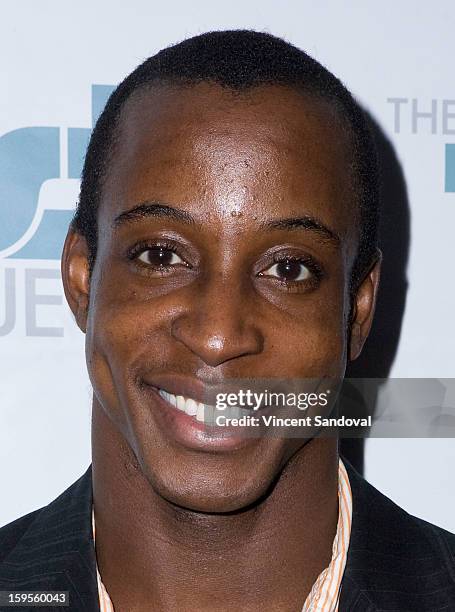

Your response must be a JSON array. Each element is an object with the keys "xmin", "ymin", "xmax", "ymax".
[
  {"xmin": 260, "ymin": 216, "xmax": 341, "ymax": 247},
  {"xmin": 113, "ymin": 202, "xmax": 340, "ymax": 246},
  {"xmin": 113, "ymin": 202, "xmax": 196, "ymax": 227}
]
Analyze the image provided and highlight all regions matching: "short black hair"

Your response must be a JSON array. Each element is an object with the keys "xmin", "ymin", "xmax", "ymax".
[{"xmin": 72, "ymin": 29, "xmax": 380, "ymax": 287}]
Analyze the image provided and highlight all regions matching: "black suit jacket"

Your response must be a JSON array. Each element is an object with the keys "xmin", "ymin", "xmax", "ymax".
[{"xmin": 1, "ymin": 459, "xmax": 455, "ymax": 611}]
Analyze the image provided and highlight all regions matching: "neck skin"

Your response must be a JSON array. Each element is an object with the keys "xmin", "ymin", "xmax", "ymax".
[{"xmin": 91, "ymin": 400, "xmax": 339, "ymax": 612}]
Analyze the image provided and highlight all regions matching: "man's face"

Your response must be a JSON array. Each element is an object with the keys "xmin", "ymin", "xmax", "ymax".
[{"xmin": 64, "ymin": 83, "xmax": 378, "ymax": 512}]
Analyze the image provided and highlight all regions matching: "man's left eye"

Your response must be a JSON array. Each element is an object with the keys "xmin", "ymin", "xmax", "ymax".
[
  {"xmin": 138, "ymin": 247, "xmax": 185, "ymax": 267},
  {"xmin": 259, "ymin": 259, "xmax": 311, "ymax": 282}
]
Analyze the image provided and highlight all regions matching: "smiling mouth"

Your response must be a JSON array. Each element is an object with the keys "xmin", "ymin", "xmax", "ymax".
[{"xmin": 157, "ymin": 388, "xmax": 252, "ymax": 425}]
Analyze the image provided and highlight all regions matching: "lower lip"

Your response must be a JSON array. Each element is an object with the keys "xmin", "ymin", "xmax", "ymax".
[{"xmin": 141, "ymin": 385, "xmax": 256, "ymax": 452}]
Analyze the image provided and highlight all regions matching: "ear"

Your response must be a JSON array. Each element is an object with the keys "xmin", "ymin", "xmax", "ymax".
[
  {"xmin": 349, "ymin": 249, "xmax": 382, "ymax": 361},
  {"xmin": 61, "ymin": 228, "xmax": 91, "ymax": 333}
]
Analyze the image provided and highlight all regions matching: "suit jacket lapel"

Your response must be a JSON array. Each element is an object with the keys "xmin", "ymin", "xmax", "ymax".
[{"xmin": 338, "ymin": 459, "xmax": 378, "ymax": 611}]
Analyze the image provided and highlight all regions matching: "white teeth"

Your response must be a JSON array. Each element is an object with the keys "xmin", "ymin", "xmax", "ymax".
[
  {"xmin": 196, "ymin": 402, "xmax": 205, "ymax": 422},
  {"xmin": 158, "ymin": 389, "xmax": 177, "ymax": 408},
  {"xmin": 158, "ymin": 389, "xmax": 210, "ymax": 419},
  {"xmin": 158, "ymin": 388, "xmax": 250, "ymax": 423},
  {"xmin": 185, "ymin": 398, "xmax": 198, "ymax": 416},
  {"xmin": 176, "ymin": 395, "xmax": 185, "ymax": 411}
]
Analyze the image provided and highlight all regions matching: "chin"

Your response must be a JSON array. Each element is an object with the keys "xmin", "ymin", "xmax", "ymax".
[{"xmin": 135, "ymin": 452, "xmax": 278, "ymax": 514}]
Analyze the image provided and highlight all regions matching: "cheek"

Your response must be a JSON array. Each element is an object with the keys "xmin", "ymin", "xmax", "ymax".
[
  {"xmin": 84, "ymin": 270, "xmax": 184, "ymax": 407},
  {"xmin": 87, "ymin": 270, "xmax": 166, "ymax": 360},
  {"xmin": 265, "ymin": 288, "xmax": 349, "ymax": 378},
  {"xmin": 84, "ymin": 279, "xmax": 154, "ymax": 421}
]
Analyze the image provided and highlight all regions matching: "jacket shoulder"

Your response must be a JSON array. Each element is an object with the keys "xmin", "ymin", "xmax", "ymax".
[
  {"xmin": 341, "ymin": 458, "xmax": 455, "ymax": 610},
  {"xmin": 0, "ymin": 467, "xmax": 93, "ymax": 565},
  {"xmin": 0, "ymin": 468, "xmax": 100, "ymax": 611},
  {"xmin": 408, "ymin": 511, "xmax": 455, "ymax": 565},
  {"xmin": 360, "ymin": 469, "xmax": 455, "ymax": 561}
]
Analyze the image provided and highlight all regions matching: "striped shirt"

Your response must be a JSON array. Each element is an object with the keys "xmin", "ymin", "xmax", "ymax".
[{"xmin": 92, "ymin": 458, "xmax": 352, "ymax": 612}]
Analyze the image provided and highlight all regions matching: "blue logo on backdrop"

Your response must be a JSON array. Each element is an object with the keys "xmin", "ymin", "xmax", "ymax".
[
  {"xmin": 446, "ymin": 144, "xmax": 455, "ymax": 193},
  {"xmin": 0, "ymin": 85, "xmax": 114, "ymax": 260}
]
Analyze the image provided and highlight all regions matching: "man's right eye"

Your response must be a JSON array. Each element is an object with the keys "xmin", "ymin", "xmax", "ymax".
[{"xmin": 137, "ymin": 246, "xmax": 187, "ymax": 268}]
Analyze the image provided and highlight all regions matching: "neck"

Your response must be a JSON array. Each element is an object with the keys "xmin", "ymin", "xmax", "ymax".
[{"xmin": 92, "ymin": 401, "xmax": 339, "ymax": 612}]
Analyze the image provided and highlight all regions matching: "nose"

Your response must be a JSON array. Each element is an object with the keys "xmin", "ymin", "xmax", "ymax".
[{"xmin": 170, "ymin": 277, "xmax": 264, "ymax": 367}]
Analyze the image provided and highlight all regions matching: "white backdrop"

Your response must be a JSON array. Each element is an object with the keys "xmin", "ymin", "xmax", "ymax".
[{"xmin": 1, "ymin": 1, "xmax": 454, "ymax": 530}]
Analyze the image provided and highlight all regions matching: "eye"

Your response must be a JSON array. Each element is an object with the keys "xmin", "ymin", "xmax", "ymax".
[
  {"xmin": 259, "ymin": 258, "xmax": 312, "ymax": 282},
  {"xmin": 137, "ymin": 246, "xmax": 186, "ymax": 268}
]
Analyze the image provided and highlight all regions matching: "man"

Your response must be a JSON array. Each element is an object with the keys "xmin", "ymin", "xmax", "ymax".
[{"xmin": 1, "ymin": 30, "xmax": 454, "ymax": 611}]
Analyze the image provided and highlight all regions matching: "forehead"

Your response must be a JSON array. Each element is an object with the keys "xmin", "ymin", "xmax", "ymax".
[{"xmin": 100, "ymin": 82, "xmax": 357, "ymax": 244}]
